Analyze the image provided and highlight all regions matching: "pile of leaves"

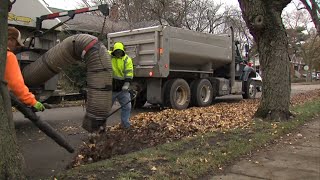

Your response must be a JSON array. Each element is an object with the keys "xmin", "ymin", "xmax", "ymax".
[
  {"xmin": 70, "ymin": 89, "xmax": 320, "ymax": 167},
  {"xmin": 291, "ymin": 90, "xmax": 320, "ymax": 106}
]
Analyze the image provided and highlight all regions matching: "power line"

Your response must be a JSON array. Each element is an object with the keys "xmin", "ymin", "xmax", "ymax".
[
  {"xmin": 82, "ymin": 0, "xmax": 91, "ymax": 7},
  {"xmin": 42, "ymin": 0, "xmax": 49, "ymax": 7}
]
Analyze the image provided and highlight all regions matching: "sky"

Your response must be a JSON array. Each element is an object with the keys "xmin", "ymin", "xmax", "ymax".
[{"xmin": 42, "ymin": 0, "xmax": 83, "ymax": 10}]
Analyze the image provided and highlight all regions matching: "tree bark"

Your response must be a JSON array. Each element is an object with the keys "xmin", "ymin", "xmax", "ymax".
[
  {"xmin": 238, "ymin": 0, "xmax": 292, "ymax": 121},
  {"xmin": 0, "ymin": 1, "xmax": 25, "ymax": 179}
]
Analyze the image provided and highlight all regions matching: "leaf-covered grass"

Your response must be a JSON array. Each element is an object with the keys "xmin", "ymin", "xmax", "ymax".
[{"xmin": 56, "ymin": 99, "xmax": 320, "ymax": 180}]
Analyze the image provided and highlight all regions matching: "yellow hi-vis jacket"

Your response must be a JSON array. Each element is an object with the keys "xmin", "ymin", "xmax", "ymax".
[
  {"xmin": 108, "ymin": 42, "xmax": 133, "ymax": 91},
  {"xmin": 111, "ymin": 54, "xmax": 133, "ymax": 80}
]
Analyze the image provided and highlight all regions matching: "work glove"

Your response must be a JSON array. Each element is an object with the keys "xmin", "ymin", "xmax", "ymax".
[
  {"xmin": 33, "ymin": 101, "xmax": 45, "ymax": 112},
  {"xmin": 122, "ymin": 82, "xmax": 130, "ymax": 91}
]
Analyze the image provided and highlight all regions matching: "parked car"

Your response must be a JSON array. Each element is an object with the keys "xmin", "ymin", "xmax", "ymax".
[
  {"xmin": 252, "ymin": 72, "xmax": 262, "ymax": 92},
  {"xmin": 302, "ymin": 73, "xmax": 318, "ymax": 80}
]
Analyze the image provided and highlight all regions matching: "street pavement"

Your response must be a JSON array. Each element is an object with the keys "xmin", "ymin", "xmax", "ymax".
[
  {"xmin": 13, "ymin": 83, "xmax": 320, "ymax": 179},
  {"xmin": 15, "ymin": 106, "xmax": 153, "ymax": 179}
]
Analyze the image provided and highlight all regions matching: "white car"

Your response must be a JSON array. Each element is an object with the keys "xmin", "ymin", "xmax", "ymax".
[{"xmin": 252, "ymin": 72, "xmax": 262, "ymax": 92}]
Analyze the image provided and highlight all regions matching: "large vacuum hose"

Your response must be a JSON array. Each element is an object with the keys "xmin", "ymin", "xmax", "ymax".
[{"xmin": 22, "ymin": 34, "xmax": 112, "ymax": 132}]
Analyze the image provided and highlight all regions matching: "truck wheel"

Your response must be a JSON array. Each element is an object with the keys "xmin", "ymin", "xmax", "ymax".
[
  {"xmin": 133, "ymin": 90, "xmax": 147, "ymax": 108},
  {"xmin": 242, "ymin": 78, "xmax": 256, "ymax": 99},
  {"xmin": 164, "ymin": 79, "xmax": 190, "ymax": 110},
  {"xmin": 191, "ymin": 79, "xmax": 213, "ymax": 107},
  {"xmin": 162, "ymin": 80, "xmax": 171, "ymax": 107}
]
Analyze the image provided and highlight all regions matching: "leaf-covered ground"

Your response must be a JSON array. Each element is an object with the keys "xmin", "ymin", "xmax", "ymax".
[{"xmin": 70, "ymin": 90, "xmax": 320, "ymax": 168}]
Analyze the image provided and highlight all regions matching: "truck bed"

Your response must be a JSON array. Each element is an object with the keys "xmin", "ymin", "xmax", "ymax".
[{"xmin": 108, "ymin": 26, "xmax": 233, "ymax": 78}]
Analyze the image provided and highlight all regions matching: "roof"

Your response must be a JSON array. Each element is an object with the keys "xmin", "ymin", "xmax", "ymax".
[
  {"xmin": 48, "ymin": 7, "xmax": 160, "ymax": 34},
  {"xmin": 64, "ymin": 14, "xmax": 129, "ymax": 33}
]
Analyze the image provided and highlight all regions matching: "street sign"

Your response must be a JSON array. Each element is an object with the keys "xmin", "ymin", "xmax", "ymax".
[{"xmin": 304, "ymin": 65, "xmax": 309, "ymax": 71}]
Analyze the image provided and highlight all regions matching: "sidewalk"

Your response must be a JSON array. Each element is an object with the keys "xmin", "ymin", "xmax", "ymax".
[{"xmin": 213, "ymin": 117, "xmax": 320, "ymax": 180}]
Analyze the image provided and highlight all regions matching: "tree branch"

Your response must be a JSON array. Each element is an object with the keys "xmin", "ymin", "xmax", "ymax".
[{"xmin": 299, "ymin": 0, "xmax": 320, "ymax": 34}]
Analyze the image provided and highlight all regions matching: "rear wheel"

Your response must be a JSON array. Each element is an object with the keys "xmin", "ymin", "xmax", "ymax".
[
  {"xmin": 191, "ymin": 79, "xmax": 213, "ymax": 107},
  {"xmin": 242, "ymin": 78, "xmax": 256, "ymax": 99},
  {"xmin": 164, "ymin": 79, "xmax": 190, "ymax": 110},
  {"xmin": 132, "ymin": 90, "xmax": 147, "ymax": 108}
]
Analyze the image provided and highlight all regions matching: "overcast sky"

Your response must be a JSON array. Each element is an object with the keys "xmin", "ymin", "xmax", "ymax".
[{"xmin": 41, "ymin": 0, "xmax": 81, "ymax": 10}]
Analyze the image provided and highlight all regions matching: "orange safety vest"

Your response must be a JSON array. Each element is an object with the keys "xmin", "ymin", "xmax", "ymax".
[{"xmin": 5, "ymin": 50, "xmax": 37, "ymax": 106}]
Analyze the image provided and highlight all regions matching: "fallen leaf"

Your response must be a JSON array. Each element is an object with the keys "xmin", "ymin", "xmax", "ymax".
[
  {"xmin": 69, "ymin": 89, "xmax": 320, "ymax": 167},
  {"xmin": 78, "ymin": 155, "xmax": 84, "ymax": 160}
]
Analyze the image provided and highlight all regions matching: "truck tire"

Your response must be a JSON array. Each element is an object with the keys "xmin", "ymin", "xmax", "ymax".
[
  {"xmin": 164, "ymin": 79, "xmax": 190, "ymax": 110},
  {"xmin": 191, "ymin": 79, "xmax": 213, "ymax": 107},
  {"xmin": 242, "ymin": 78, "xmax": 256, "ymax": 99},
  {"xmin": 133, "ymin": 90, "xmax": 147, "ymax": 108},
  {"xmin": 162, "ymin": 80, "xmax": 171, "ymax": 107}
]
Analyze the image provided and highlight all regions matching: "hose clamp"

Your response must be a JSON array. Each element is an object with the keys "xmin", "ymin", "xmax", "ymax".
[{"xmin": 81, "ymin": 38, "xmax": 98, "ymax": 59}]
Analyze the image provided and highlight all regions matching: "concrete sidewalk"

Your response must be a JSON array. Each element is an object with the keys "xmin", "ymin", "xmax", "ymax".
[{"xmin": 213, "ymin": 117, "xmax": 320, "ymax": 180}]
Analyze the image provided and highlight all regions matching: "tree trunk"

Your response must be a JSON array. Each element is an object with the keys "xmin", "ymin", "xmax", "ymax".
[
  {"xmin": 0, "ymin": 1, "xmax": 25, "ymax": 179},
  {"xmin": 238, "ymin": 0, "xmax": 292, "ymax": 121}
]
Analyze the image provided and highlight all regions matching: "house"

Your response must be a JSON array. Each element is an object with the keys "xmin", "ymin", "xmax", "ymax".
[{"xmin": 48, "ymin": 6, "xmax": 159, "ymax": 38}]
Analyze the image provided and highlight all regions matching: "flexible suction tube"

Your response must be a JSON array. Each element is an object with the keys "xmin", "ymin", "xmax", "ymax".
[{"xmin": 22, "ymin": 34, "xmax": 112, "ymax": 132}]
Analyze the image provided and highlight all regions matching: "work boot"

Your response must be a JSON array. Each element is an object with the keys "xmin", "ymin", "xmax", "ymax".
[{"xmin": 121, "ymin": 125, "xmax": 133, "ymax": 133}]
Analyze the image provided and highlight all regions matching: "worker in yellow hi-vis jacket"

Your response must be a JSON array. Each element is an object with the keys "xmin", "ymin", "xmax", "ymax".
[{"xmin": 108, "ymin": 42, "xmax": 133, "ymax": 128}]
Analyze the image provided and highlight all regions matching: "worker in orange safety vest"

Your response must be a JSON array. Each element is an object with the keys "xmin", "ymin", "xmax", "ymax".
[{"xmin": 5, "ymin": 26, "xmax": 45, "ymax": 111}]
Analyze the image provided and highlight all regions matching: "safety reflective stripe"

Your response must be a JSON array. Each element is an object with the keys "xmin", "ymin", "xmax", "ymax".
[
  {"xmin": 123, "ymin": 56, "xmax": 129, "ymax": 78},
  {"xmin": 123, "ymin": 56, "xmax": 128, "ymax": 73},
  {"xmin": 124, "ymin": 70, "xmax": 132, "ymax": 73},
  {"xmin": 124, "ymin": 70, "xmax": 133, "ymax": 78},
  {"xmin": 81, "ymin": 38, "xmax": 98, "ymax": 59},
  {"xmin": 112, "ymin": 55, "xmax": 133, "ymax": 79}
]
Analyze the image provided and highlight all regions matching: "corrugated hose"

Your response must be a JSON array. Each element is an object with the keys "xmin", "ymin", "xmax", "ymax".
[{"xmin": 22, "ymin": 34, "xmax": 112, "ymax": 132}]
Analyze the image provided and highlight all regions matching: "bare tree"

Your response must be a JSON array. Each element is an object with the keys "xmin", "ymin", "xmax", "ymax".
[
  {"xmin": 302, "ymin": 34, "xmax": 320, "ymax": 72},
  {"xmin": 238, "ymin": 0, "xmax": 292, "ymax": 120},
  {"xmin": 0, "ymin": 0, "xmax": 24, "ymax": 179},
  {"xmin": 86, "ymin": 0, "xmax": 235, "ymax": 34},
  {"xmin": 183, "ymin": 0, "xmax": 226, "ymax": 33},
  {"xmin": 299, "ymin": 0, "xmax": 320, "ymax": 34},
  {"xmin": 283, "ymin": 9, "xmax": 319, "ymax": 80},
  {"xmin": 141, "ymin": 0, "xmax": 188, "ymax": 27},
  {"xmin": 86, "ymin": 0, "xmax": 155, "ymax": 28},
  {"xmin": 224, "ymin": 6, "xmax": 254, "ymax": 54}
]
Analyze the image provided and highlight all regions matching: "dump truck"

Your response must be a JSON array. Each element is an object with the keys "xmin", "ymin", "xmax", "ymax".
[{"xmin": 108, "ymin": 26, "xmax": 261, "ymax": 109}]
